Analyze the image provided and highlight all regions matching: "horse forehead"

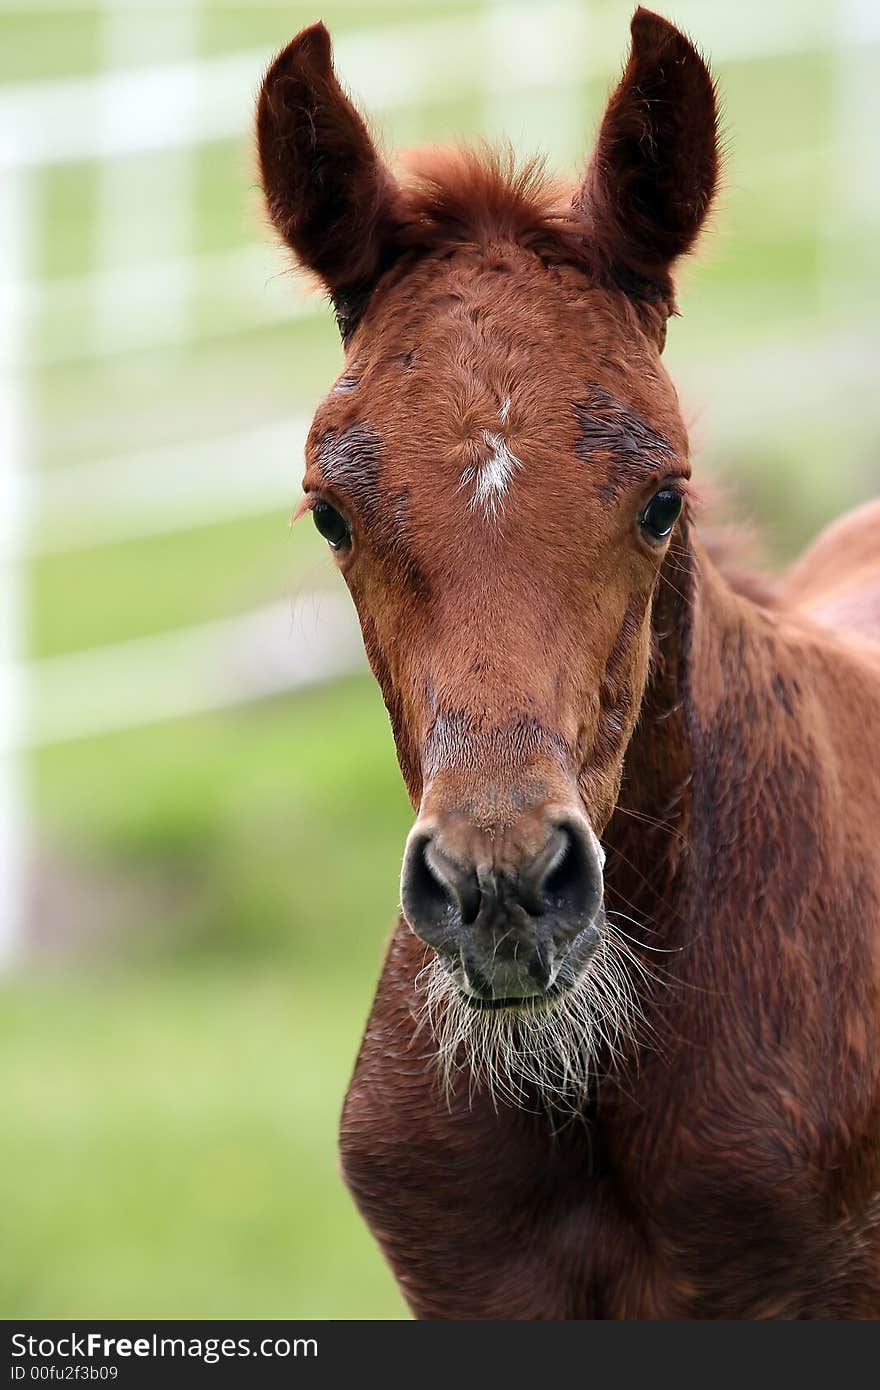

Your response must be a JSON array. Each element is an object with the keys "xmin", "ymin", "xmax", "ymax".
[
  {"xmin": 312, "ymin": 374, "xmax": 674, "ymax": 520},
  {"xmin": 361, "ymin": 254, "xmax": 595, "ymax": 394},
  {"xmin": 373, "ymin": 376, "xmax": 578, "ymax": 502},
  {"xmin": 310, "ymin": 267, "xmax": 685, "ymax": 508},
  {"xmin": 375, "ymin": 327, "xmax": 588, "ymax": 460},
  {"xmin": 358, "ymin": 289, "xmax": 678, "ymax": 460}
]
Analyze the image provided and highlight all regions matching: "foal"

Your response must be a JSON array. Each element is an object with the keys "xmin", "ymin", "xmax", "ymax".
[{"xmin": 257, "ymin": 10, "xmax": 880, "ymax": 1317}]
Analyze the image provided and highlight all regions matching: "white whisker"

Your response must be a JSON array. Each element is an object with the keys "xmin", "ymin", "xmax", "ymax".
[{"xmin": 414, "ymin": 921, "xmax": 655, "ymax": 1113}]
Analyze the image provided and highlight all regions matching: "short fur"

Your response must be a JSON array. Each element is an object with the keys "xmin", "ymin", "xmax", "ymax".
[{"xmin": 258, "ymin": 9, "xmax": 880, "ymax": 1318}]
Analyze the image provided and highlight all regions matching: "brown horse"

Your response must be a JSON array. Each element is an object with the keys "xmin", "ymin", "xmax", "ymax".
[{"xmin": 257, "ymin": 9, "xmax": 880, "ymax": 1318}]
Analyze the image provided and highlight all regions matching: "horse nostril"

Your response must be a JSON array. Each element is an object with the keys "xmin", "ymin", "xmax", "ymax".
[
  {"xmin": 539, "ymin": 819, "xmax": 603, "ymax": 925},
  {"xmin": 401, "ymin": 832, "xmax": 481, "ymax": 945}
]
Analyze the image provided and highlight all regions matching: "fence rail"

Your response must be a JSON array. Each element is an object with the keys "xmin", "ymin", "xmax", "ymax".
[{"xmin": 15, "ymin": 593, "xmax": 365, "ymax": 751}]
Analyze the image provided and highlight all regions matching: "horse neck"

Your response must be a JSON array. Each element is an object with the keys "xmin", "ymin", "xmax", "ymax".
[
  {"xmin": 604, "ymin": 526, "xmax": 792, "ymax": 954},
  {"xmin": 600, "ymin": 522, "xmax": 880, "ymax": 1165}
]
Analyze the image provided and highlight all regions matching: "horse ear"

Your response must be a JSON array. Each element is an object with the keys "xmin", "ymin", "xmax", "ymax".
[
  {"xmin": 256, "ymin": 22, "xmax": 402, "ymax": 337},
  {"xmin": 578, "ymin": 7, "xmax": 719, "ymax": 312}
]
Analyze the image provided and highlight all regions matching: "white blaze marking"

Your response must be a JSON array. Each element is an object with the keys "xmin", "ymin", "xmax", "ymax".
[{"xmin": 461, "ymin": 430, "xmax": 522, "ymax": 521}]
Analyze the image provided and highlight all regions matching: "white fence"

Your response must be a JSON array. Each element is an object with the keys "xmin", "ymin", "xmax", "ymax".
[{"xmin": 0, "ymin": 0, "xmax": 877, "ymax": 962}]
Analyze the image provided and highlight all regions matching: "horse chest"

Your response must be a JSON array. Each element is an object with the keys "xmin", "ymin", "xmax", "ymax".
[{"xmin": 564, "ymin": 1095, "xmax": 880, "ymax": 1319}]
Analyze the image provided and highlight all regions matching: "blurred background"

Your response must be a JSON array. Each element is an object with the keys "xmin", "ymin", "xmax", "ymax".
[{"xmin": 1, "ymin": 0, "xmax": 877, "ymax": 1319}]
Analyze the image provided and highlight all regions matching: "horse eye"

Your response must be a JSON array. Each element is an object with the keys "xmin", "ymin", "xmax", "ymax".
[
  {"xmin": 312, "ymin": 500, "xmax": 351, "ymax": 550},
  {"xmin": 639, "ymin": 488, "xmax": 683, "ymax": 542}
]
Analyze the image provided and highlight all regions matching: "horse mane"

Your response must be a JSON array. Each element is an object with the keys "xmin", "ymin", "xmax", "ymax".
[
  {"xmin": 394, "ymin": 143, "xmax": 590, "ymax": 267},
  {"xmin": 688, "ymin": 474, "xmax": 779, "ymax": 606},
  {"xmin": 699, "ymin": 522, "xmax": 779, "ymax": 606}
]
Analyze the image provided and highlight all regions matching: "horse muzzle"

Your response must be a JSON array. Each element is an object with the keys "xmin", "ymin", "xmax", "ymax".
[{"xmin": 400, "ymin": 805, "xmax": 605, "ymax": 1005}]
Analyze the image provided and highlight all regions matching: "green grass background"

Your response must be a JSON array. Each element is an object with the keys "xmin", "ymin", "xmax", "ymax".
[{"xmin": 3, "ymin": 0, "xmax": 878, "ymax": 1318}]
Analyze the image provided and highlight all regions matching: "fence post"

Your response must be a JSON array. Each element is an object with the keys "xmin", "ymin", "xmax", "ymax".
[
  {"xmin": 0, "ymin": 155, "xmax": 30, "ymax": 966},
  {"xmin": 95, "ymin": 0, "xmax": 200, "ymax": 354}
]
